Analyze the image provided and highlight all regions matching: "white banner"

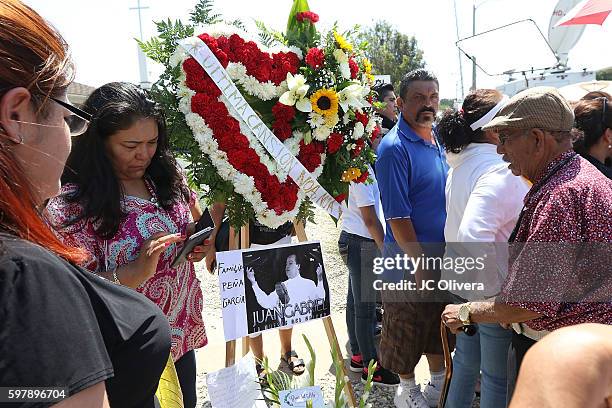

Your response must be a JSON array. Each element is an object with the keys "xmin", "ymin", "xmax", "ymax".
[
  {"xmin": 216, "ymin": 241, "xmax": 330, "ymax": 342},
  {"xmin": 179, "ymin": 37, "xmax": 345, "ymax": 219}
]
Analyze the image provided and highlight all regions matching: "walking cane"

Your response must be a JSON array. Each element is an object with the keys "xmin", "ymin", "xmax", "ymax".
[
  {"xmin": 438, "ymin": 322, "xmax": 477, "ymax": 408},
  {"xmin": 438, "ymin": 322, "xmax": 453, "ymax": 408}
]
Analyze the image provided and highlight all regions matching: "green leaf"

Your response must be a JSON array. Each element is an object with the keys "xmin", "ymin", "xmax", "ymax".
[
  {"xmin": 302, "ymin": 334, "xmax": 316, "ymax": 387},
  {"xmin": 255, "ymin": 19, "xmax": 287, "ymax": 48},
  {"xmin": 189, "ymin": 0, "xmax": 222, "ymax": 25}
]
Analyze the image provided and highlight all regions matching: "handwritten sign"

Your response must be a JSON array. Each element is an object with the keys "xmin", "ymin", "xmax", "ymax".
[{"xmin": 280, "ymin": 386, "xmax": 325, "ymax": 408}]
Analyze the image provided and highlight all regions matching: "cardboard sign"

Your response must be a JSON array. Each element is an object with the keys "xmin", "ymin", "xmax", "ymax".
[{"xmin": 217, "ymin": 241, "xmax": 331, "ymax": 341}]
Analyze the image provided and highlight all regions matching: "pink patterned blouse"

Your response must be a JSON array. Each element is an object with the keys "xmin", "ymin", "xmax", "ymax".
[{"xmin": 46, "ymin": 182, "xmax": 207, "ymax": 361}]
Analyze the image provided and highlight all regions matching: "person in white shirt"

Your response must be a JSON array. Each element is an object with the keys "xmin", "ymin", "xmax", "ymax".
[
  {"xmin": 436, "ymin": 89, "xmax": 529, "ymax": 408},
  {"xmin": 338, "ymin": 134, "xmax": 400, "ymax": 388},
  {"xmin": 246, "ymin": 253, "xmax": 326, "ymax": 326}
]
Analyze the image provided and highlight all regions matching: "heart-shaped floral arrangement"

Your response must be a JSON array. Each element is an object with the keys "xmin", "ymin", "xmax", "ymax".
[{"xmin": 142, "ymin": 2, "xmax": 380, "ymax": 228}]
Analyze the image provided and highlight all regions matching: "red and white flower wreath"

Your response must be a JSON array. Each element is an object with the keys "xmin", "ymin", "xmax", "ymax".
[
  {"xmin": 171, "ymin": 25, "xmax": 325, "ymax": 228},
  {"xmin": 174, "ymin": 25, "xmax": 327, "ymax": 228}
]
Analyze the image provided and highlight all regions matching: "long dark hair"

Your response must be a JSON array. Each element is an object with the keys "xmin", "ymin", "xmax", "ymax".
[
  {"xmin": 61, "ymin": 82, "xmax": 189, "ymax": 239},
  {"xmin": 573, "ymin": 97, "xmax": 611, "ymax": 158},
  {"xmin": 437, "ymin": 89, "xmax": 502, "ymax": 154}
]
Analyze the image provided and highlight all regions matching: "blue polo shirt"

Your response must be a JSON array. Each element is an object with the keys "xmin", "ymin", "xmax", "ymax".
[{"xmin": 375, "ymin": 114, "xmax": 449, "ymax": 244}]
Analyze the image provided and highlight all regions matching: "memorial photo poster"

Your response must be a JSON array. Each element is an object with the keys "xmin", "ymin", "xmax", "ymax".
[{"xmin": 217, "ymin": 241, "xmax": 331, "ymax": 341}]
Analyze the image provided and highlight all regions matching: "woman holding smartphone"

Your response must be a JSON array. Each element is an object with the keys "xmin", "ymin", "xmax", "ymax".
[{"xmin": 46, "ymin": 81, "xmax": 209, "ymax": 408}]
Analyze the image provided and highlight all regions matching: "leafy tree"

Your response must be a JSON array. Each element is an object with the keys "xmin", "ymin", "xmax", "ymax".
[
  {"xmin": 440, "ymin": 98, "xmax": 456, "ymax": 111},
  {"xmin": 357, "ymin": 20, "xmax": 425, "ymax": 92},
  {"xmin": 596, "ymin": 67, "xmax": 612, "ymax": 81}
]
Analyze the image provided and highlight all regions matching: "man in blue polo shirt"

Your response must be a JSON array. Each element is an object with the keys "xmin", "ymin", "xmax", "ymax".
[{"xmin": 376, "ymin": 69, "xmax": 450, "ymax": 408}]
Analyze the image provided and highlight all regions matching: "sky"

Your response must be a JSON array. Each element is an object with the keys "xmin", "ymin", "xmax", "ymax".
[{"xmin": 25, "ymin": 0, "xmax": 611, "ymax": 99}]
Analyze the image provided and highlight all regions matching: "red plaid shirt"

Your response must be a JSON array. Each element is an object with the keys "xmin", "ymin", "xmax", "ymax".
[{"xmin": 499, "ymin": 150, "xmax": 612, "ymax": 331}]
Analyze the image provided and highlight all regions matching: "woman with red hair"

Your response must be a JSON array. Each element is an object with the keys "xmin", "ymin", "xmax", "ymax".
[{"xmin": 0, "ymin": 1, "xmax": 171, "ymax": 406}]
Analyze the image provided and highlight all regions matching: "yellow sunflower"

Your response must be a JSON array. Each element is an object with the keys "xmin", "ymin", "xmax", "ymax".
[
  {"xmin": 333, "ymin": 31, "xmax": 353, "ymax": 52},
  {"xmin": 310, "ymin": 88, "xmax": 339, "ymax": 117}
]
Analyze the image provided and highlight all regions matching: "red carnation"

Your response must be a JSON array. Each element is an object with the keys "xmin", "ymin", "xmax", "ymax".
[
  {"xmin": 355, "ymin": 170, "xmax": 369, "ymax": 184},
  {"xmin": 272, "ymin": 102, "xmax": 296, "ymax": 122},
  {"xmin": 349, "ymin": 57, "xmax": 359, "ymax": 79},
  {"xmin": 285, "ymin": 52, "xmax": 301, "ymax": 73},
  {"xmin": 335, "ymin": 193, "xmax": 347, "ymax": 203},
  {"xmin": 228, "ymin": 34, "xmax": 246, "ymax": 55},
  {"xmin": 370, "ymin": 125, "xmax": 381, "ymax": 142},
  {"xmin": 296, "ymin": 11, "xmax": 319, "ymax": 23},
  {"xmin": 327, "ymin": 132, "xmax": 344, "ymax": 154},
  {"xmin": 355, "ymin": 111, "xmax": 369, "ymax": 128},
  {"xmin": 273, "ymin": 122, "xmax": 293, "ymax": 141},
  {"xmin": 305, "ymin": 48, "xmax": 325, "ymax": 69},
  {"xmin": 352, "ymin": 139, "xmax": 365, "ymax": 158},
  {"xmin": 250, "ymin": 58, "xmax": 272, "ymax": 83},
  {"xmin": 197, "ymin": 33, "xmax": 218, "ymax": 51},
  {"xmin": 216, "ymin": 36, "xmax": 230, "ymax": 54}
]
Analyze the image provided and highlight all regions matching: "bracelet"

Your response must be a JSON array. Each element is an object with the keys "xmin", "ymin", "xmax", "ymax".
[{"xmin": 112, "ymin": 269, "xmax": 121, "ymax": 285}]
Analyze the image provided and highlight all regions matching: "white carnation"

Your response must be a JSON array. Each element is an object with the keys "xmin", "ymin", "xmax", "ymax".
[
  {"xmin": 308, "ymin": 112, "xmax": 326, "ymax": 128},
  {"xmin": 169, "ymin": 48, "xmax": 187, "ymax": 68},
  {"xmin": 352, "ymin": 122, "xmax": 365, "ymax": 140},
  {"xmin": 313, "ymin": 126, "xmax": 332, "ymax": 141},
  {"xmin": 288, "ymin": 45, "xmax": 303, "ymax": 60}
]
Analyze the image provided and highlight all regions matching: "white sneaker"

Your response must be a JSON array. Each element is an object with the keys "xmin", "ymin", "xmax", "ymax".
[
  {"xmin": 394, "ymin": 385, "xmax": 430, "ymax": 408},
  {"xmin": 422, "ymin": 381, "xmax": 441, "ymax": 407}
]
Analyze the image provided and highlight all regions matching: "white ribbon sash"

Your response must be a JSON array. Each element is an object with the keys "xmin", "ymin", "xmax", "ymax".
[{"xmin": 179, "ymin": 37, "xmax": 345, "ymax": 219}]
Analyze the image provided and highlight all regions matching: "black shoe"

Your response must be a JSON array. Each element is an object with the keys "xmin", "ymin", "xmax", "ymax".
[
  {"xmin": 349, "ymin": 354, "xmax": 363, "ymax": 372},
  {"xmin": 362, "ymin": 365, "xmax": 400, "ymax": 388}
]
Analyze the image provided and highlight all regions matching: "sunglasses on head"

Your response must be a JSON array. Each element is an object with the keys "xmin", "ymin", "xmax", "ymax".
[{"xmin": 600, "ymin": 97, "xmax": 608, "ymax": 131}]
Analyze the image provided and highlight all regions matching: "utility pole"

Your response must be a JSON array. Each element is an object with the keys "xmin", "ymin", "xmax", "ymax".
[
  {"xmin": 471, "ymin": 3, "xmax": 477, "ymax": 91},
  {"xmin": 454, "ymin": 0, "xmax": 465, "ymax": 99},
  {"xmin": 129, "ymin": 0, "xmax": 151, "ymax": 89}
]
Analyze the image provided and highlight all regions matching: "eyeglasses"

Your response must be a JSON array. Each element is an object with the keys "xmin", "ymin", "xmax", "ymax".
[
  {"xmin": 50, "ymin": 97, "xmax": 92, "ymax": 136},
  {"xmin": 498, "ymin": 129, "xmax": 528, "ymax": 145},
  {"xmin": 600, "ymin": 97, "xmax": 608, "ymax": 131}
]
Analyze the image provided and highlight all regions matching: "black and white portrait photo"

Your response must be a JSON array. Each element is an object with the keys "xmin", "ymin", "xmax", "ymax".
[{"xmin": 242, "ymin": 242, "xmax": 331, "ymax": 335}]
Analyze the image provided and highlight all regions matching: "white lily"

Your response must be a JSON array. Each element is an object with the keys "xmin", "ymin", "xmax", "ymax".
[
  {"xmin": 337, "ymin": 83, "xmax": 371, "ymax": 112},
  {"xmin": 279, "ymin": 72, "xmax": 311, "ymax": 112},
  {"xmin": 333, "ymin": 49, "xmax": 348, "ymax": 63},
  {"xmin": 365, "ymin": 117, "xmax": 377, "ymax": 133},
  {"xmin": 333, "ymin": 49, "xmax": 351, "ymax": 79}
]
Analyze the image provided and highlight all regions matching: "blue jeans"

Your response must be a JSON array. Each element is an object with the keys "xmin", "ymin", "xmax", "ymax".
[
  {"xmin": 445, "ymin": 323, "xmax": 512, "ymax": 408},
  {"xmin": 338, "ymin": 231, "xmax": 378, "ymax": 365}
]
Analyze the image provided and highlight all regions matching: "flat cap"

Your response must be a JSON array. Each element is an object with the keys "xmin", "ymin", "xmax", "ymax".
[{"xmin": 482, "ymin": 86, "xmax": 574, "ymax": 132}]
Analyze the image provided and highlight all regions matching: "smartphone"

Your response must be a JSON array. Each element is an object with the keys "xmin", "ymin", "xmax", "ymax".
[{"xmin": 170, "ymin": 209, "xmax": 215, "ymax": 268}]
